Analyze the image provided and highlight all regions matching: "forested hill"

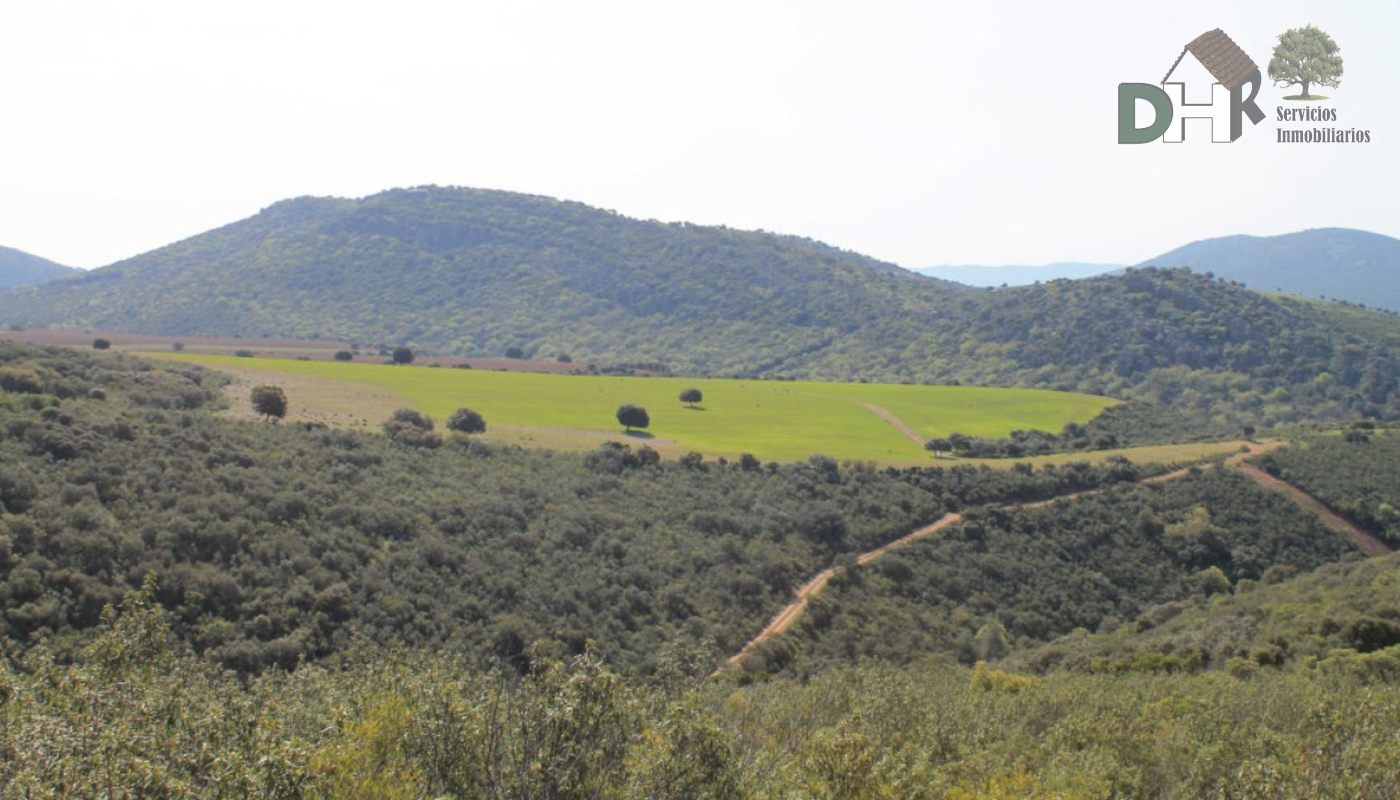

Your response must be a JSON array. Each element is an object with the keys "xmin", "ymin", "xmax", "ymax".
[
  {"xmin": 1138, "ymin": 227, "xmax": 1400, "ymax": 313},
  {"xmin": 0, "ymin": 186, "xmax": 963, "ymax": 371},
  {"xmin": 0, "ymin": 245, "xmax": 76, "ymax": 288},
  {"xmin": 3, "ymin": 186, "xmax": 1400, "ymax": 423}
]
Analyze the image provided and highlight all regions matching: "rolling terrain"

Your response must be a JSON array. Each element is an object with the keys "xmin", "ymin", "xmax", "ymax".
[
  {"xmin": 914, "ymin": 261, "xmax": 1121, "ymax": 286},
  {"xmin": 167, "ymin": 353, "xmax": 1116, "ymax": 462},
  {"xmin": 1, "ymin": 187, "xmax": 1399, "ymax": 427},
  {"xmin": 0, "ymin": 244, "xmax": 76, "ymax": 288},
  {"xmin": 1139, "ymin": 227, "xmax": 1400, "ymax": 313}
]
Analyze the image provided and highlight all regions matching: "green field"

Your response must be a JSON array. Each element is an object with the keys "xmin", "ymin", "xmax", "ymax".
[{"xmin": 170, "ymin": 355, "xmax": 1118, "ymax": 462}]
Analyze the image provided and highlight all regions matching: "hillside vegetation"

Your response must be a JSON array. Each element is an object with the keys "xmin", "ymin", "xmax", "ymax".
[
  {"xmin": 1140, "ymin": 227, "xmax": 1400, "ymax": 313},
  {"xmin": 745, "ymin": 466, "xmax": 1356, "ymax": 674},
  {"xmin": 1254, "ymin": 429, "xmax": 1400, "ymax": 547},
  {"xmin": 6, "ymin": 582, "xmax": 1399, "ymax": 799},
  {"xmin": 1, "ymin": 187, "xmax": 1399, "ymax": 425},
  {"xmin": 0, "ymin": 342, "xmax": 1165, "ymax": 675},
  {"xmin": 0, "ymin": 245, "xmax": 75, "ymax": 289}
]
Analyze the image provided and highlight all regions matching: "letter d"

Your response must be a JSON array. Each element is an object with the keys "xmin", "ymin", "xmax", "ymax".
[{"xmin": 1118, "ymin": 83, "xmax": 1172, "ymax": 144}]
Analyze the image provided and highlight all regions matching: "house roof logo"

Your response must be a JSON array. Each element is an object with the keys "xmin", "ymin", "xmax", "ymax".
[
  {"xmin": 1162, "ymin": 29, "xmax": 1257, "ymax": 92},
  {"xmin": 1119, "ymin": 28, "xmax": 1265, "ymax": 144}
]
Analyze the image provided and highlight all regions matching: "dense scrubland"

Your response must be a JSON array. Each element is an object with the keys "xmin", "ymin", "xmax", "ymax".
[
  {"xmin": 6, "ymin": 586, "xmax": 1400, "ymax": 799},
  {"xmin": 1255, "ymin": 428, "xmax": 1400, "ymax": 547},
  {"xmin": 5, "ymin": 340, "xmax": 1400, "ymax": 797},
  {"xmin": 0, "ymin": 342, "xmax": 1160, "ymax": 674}
]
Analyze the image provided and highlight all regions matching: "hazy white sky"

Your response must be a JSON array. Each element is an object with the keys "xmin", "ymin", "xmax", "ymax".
[{"xmin": 2, "ymin": 0, "xmax": 1395, "ymax": 269}]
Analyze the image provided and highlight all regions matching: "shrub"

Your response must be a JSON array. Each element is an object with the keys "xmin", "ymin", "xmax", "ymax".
[{"xmin": 447, "ymin": 408, "xmax": 486, "ymax": 435}]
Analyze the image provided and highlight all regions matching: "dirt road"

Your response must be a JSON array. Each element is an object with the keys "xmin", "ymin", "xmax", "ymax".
[
  {"xmin": 720, "ymin": 440, "xmax": 1390, "ymax": 672},
  {"xmin": 857, "ymin": 402, "xmax": 927, "ymax": 448}
]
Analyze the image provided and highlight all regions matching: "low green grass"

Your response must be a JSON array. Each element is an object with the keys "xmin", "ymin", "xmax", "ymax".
[{"xmin": 169, "ymin": 355, "xmax": 1117, "ymax": 463}]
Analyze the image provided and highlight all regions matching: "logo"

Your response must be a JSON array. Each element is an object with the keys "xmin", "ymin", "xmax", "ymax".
[
  {"xmin": 1268, "ymin": 24, "xmax": 1342, "ymax": 101},
  {"xmin": 1118, "ymin": 29, "xmax": 1265, "ymax": 143}
]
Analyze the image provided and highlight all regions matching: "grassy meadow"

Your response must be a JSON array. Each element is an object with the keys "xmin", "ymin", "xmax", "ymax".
[{"xmin": 166, "ymin": 354, "xmax": 1118, "ymax": 462}]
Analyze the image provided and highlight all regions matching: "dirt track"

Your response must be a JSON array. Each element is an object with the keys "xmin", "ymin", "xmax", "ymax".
[
  {"xmin": 1235, "ymin": 462, "xmax": 1393, "ymax": 557},
  {"xmin": 858, "ymin": 402, "xmax": 927, "ymax": 448},
  {"xmin": 721, "ymin": 441, "xmax": 1391, "ymax": 672}
]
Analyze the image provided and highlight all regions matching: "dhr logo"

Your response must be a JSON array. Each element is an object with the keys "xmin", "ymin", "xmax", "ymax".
[{"xmin": 1119, "ymin": 28, "xmax": 1265, "ymax": 143}]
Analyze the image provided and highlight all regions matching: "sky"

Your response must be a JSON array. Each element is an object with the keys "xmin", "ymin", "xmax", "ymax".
[{"xmin": 1, "ymin": 0, "xmax": 1396, "ymax": 270}]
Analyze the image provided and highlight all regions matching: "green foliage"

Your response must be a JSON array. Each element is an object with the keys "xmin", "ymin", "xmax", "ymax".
[
  {"xmin": 382, "ymin": 406, "xmax": 440, "ymax": 447},
  {"xmin": 1269, "ymin": 24, "xmax": 1343, "ymax": 98},
  {"xmin": 390, "ymin": 346, "xmax": 413, "ymax": 365},
  {"xmin": 333, "ymin": 349, "xmax": 353, "ymax": 361},
  {"xmin": 251, "ymin": 383, "xmax": 288, "ymax": 420},
  {"xmin": 446, "ymin": 406, "xmax": 486, "ymax": 434},
  {"xmin": 0, "ymin": 343, "xmax": 1194, "ymax": 678},
  {"xmin": 0, "ymin": 244, "xmax": 76, "ymax": 288},
  {"xmin": 2, "ymin": 187, "xmax": 1397, "ymax": 427},
  {"xmin": 8, "ymin": 601, "xmax": 1400, "ymax": 799},
  {"xmin": 617, "ymin": 403, "xmax": 649, "ymax": 431},
  {"xmin": 681, "ymin": 388, "xmax": 703, "ymax": 407},
  {"xmin": 753, "ymin": 467, "xmax": 1355, "ymax": 674},
  {"xmin": 91, "ymin": 338, "xmax": 111, "ymax": 350},
  {"xmin": 1004, "ymin": 547, "xmax": 1400, "ymax": 678},
  {"xmin": 1257, "ymin": 431, "xmax": 1400, "ymax": 546}
]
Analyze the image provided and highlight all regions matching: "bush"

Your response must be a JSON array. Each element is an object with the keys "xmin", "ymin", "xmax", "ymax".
[
  {"xmin": 384, "ymin": 408, "xmax": 440, "ymax": 448},
  {"xmin": 392, "ymin": 347, "xmax": 414, "ymax": 365},
  {"xmin": 92, "ymin": 338, "xmax": 111, "ymax": 350},
  {"xmin": 447, "ymin": 407, "xmax": 486, "ymax": 435},
  {"xmin": 334, "ymin": 350, "xmax": 353, "ymax": 361}
]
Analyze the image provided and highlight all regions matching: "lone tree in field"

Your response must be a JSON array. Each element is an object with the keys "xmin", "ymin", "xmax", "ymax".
[
  {"xmin": 1268, "ymin": 25, "xmax": 1342, "ymax": 99},
  {"xmin": 250, "ymin": 384, "xmax": 288, "ymax": 422},
  {"xmin": 392, "ymin": 346, "xmax": 415, "ymax": 365},
  {"xmin": 91, "ymin": 338, "xmax": 111, "ymax": 350},
  {"xmin": 616, "ymin": 403, "xmax": 649, "ymax": 433},
  {"xmin": 680, "ymin": 388, "xmax": 703, "ymax": 408},
  {"xmin": 447, "ymin": 407, "xmax": 487, "ymax": 435}
]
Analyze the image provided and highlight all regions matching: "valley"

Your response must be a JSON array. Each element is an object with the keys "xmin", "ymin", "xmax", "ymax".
[
  {"xmin": 158, "ymin": 352, "xmax": 1116, "ymax": 462},
  {"xmin": 3, "ymin": 187, "xmax": 1400, "ymax": 796}
]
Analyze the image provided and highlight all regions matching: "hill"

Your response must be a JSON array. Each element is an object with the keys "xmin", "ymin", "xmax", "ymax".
[
  {"xmin": 914, "ymin": 261, "xmax": 1121, "ymax": 286},
  {"xmin": 0, "ymin": 245, "xmax": 76, "ymax": 288},
  {"xmin": 1138, "ymin": 227, "xmax": 1400, "ymax": 313},
  {"xmin": 3, "ymin": 186, "xmax": 1400, "ymax": 424}
]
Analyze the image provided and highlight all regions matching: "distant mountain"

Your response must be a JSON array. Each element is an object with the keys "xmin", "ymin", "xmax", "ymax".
[
  {"xmin": 0, "ymin": 246, "xmax": 76, "ymax": 288},
  {"xmin": 2, "ymin": 186, "xmax": 1399, "ymax": 424},
  {"xmin": 1137, "ymin": 228, "xmax": 1400, "ymax": 312},
  {"xmin": 914, "ymin": 262, "xmax": 1121, "ymax": 287}
]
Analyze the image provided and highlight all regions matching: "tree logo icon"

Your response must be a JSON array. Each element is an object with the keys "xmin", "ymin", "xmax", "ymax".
[{"xmin": 1268, "ymin": 25, "xmax": 1343, "ymax": 101}]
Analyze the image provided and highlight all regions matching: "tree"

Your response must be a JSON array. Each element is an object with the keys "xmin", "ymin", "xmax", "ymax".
[
  {"xmin": 447, "ymin": 407, "xmax": 487, "ymax": 434},
  {"xmin": 383, "ymin": 407, "xmax": 440, "ymax": 448},
  {"xmin": 505, "ymin": 346, "xmax": 525, "ymax": 359},
  {"xmin": 616, "ymin": 404, "xmax": 649, "ymax": 432},
  {"xmin": 1268, "ymin": 25, "xmax": 1343, "ymax": 99},
  {"xmin": 391, "ymin": 347, "xmax": 414, "ymax": 365},
  {"xmin": 250, "ymin": 384, "xmax": 288, "ymax": 421},
  {"xmin": 680, "ymin": 388, "xmax": 703, "ymax": 408},
  {"xmin": 334, "ymin": 350, "xmax": 353, "ymax": 361},
  {"xmin": 92, "ymin": 338, "xmax": 111, "ymax": 350}
]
